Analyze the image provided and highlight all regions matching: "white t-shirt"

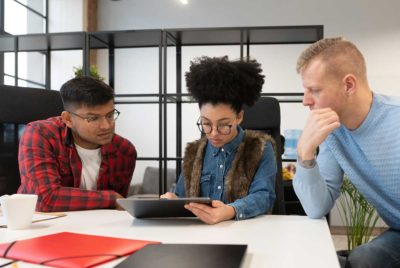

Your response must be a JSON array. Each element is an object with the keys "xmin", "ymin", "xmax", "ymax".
[{"xmin": 75, "ymin": 143, "xmax": 101, "ymax": 191}]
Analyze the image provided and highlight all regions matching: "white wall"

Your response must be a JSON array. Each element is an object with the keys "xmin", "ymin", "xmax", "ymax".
[
  {"xmin": 49, "ymin": 0, "xmax": 84, "ymax": 33},
  {"xmin": 97, "ymin": 0, "xmax": 400, "ymax": 97},
  {"xmin": 49, "ymin": 0, "xmax": 85, "ymax": 90}
]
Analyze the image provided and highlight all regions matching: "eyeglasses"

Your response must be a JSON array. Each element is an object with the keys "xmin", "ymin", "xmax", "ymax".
[
  {"xmin": 67, "ymin": 109, "xmax": 120, "ymax": 126},
  {"xmin": 196, "ymin": 118, "xmax": 233, "ymax": 135}
]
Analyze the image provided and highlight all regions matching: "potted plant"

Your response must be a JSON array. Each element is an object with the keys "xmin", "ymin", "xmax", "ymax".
[
  {"xmin": 336, "ymin": 176, "xmax": 380, "ymax": 266},
  {"xmin": 73, "ymin": 65, "xmax": 104, "ymax": 81}
]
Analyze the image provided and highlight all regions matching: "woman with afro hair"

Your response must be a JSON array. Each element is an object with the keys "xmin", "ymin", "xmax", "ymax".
[{"xmin": 161, "ymin": 56, "xmax": 276, "ymax": 224}]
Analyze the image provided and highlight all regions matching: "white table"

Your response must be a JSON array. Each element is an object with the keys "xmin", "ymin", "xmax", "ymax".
[{"xmin": 0, "ymin": 210, "xmax": 340, "ymax": 268}]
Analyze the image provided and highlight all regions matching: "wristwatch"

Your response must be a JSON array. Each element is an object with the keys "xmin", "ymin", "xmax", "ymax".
[{"xmin": 298, "ymin": 154, "xmax": 316, "ymax": 169}]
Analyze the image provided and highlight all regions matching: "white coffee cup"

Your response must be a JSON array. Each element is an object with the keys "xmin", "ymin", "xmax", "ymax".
[{"xmin": 0, "ymin": 194, "xmax": 38, "ymax": 230}]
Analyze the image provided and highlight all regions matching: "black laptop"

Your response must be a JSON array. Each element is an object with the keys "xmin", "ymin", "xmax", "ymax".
[
  {"xmin": 117, "ymin": 197, "xmax": 212, "ymax": 218},
  {"xmin": 116, "ymin": 244, "xmax": 247, "ymax": 268}
]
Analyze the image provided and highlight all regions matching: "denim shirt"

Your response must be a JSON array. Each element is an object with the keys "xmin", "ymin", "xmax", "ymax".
[{"xmin": 175, "ymin": 126, "xmax": 276, "ymax": 220}]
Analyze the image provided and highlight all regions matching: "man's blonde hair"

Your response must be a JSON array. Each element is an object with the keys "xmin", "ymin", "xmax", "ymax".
[{"xmin": 296, "ymin": 37, "xmax": 367, "ymax": 82}]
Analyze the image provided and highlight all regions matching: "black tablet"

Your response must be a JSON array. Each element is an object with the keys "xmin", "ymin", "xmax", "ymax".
[{"xmin": 117, "ymin": 197, "xmax": 212, "ymax": 218}]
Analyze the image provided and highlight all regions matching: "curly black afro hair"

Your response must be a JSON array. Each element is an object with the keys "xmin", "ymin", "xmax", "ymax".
[{"xmin": 185, "ymin": 56, "xmax": 265, "ymax": 114}]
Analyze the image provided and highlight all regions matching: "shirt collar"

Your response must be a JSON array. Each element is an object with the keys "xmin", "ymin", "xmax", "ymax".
[
  {"xmin": 346, "ymin": 91, "xmax": 377, "ymax": 135},
  {"xmin": 64, "ymin": 127, "xmax": 74, "ymax": 147},
  {"xmin": 210, "ymin": 126, "xmax": 244, "ymax": 156}
]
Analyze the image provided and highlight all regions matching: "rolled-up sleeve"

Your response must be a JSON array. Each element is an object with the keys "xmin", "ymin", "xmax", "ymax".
[{"xmin": 229, "ymin": 142, "xmax": 277, "ymax": 220}]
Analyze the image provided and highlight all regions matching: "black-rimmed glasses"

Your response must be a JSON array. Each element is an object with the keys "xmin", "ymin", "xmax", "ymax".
[
  {"xmin": 196, "ymin": 118, "xmax": 233, "ymax": 135},
  {"xmin": 67, "ymin": 109, "xmax": 120, "ymax": 127}
]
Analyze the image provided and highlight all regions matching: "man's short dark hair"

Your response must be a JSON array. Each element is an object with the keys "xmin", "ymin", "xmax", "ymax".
[
  {"xmin": 185, "ymin": 56, "xmax": 265, "ymax": 114},
  {"xmin": 60, "ymin": 76, "xmax": 114, "ymax": 110}
]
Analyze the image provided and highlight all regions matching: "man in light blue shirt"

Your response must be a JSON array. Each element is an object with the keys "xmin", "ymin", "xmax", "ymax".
[{"xmin": 293, "ymin": 37, "xmax": 400, "ymax": 268}]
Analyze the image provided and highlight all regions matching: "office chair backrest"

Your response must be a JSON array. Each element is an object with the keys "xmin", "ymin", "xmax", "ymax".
[
  {"xmin": 0, "ymin": 85, "xmax": 64, "ymax": 124},
  {"xmin": 129, "ymin": 166, "xmax": 176, "ymax": 196},
  {"xmin": 0, "ymin": 85, "xmax": 64, "ymax": 195},
  {"xmin": 241, "ymin": 97, "xmax": 285, "ymax": 215}
]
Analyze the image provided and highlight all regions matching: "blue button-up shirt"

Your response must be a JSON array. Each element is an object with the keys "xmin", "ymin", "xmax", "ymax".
[{"xmin": 175, "ymin": 127, "xmax": 276, "ymax": 220}]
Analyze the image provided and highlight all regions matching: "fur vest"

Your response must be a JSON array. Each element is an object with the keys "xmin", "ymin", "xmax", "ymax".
[{"xmin": 183, "ymin": 130, "xmax": 274, "ymax": 203}]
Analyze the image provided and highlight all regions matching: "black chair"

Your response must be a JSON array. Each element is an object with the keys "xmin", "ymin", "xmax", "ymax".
[
  {"xmin": 129, "ymin": 166, "xmax": 176, "ymax": 196},
  {"xmin": 0, "ymin": 85, "xmax": 64, "ymax": 195},
  {"xmin": 241, "ymin": 97, "xmax": 285, "ymax": 215}
]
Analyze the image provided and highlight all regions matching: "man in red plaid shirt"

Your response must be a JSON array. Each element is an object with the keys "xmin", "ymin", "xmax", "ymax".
[{"xmin": 17, "ymin": 77, "xmax": 136, "ymax": 212}]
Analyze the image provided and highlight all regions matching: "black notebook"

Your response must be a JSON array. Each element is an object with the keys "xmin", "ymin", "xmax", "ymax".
[{"xmin": 116, "ymin": 244, "xmax": 247, "ymax": 268}]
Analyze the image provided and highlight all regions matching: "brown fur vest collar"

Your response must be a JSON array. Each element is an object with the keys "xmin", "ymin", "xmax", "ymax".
[{"xmin": 183, "ymin": 130, "xmax": 274, "ymax": 203}]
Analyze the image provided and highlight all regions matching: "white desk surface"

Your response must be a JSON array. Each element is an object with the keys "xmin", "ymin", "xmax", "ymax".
[{"xmin": 0, "ymin": 210, "xmax": 340, "ymax": 268}]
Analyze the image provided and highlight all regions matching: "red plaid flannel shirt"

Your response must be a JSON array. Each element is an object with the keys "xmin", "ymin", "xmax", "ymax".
[{"xmin": 17, "ymin": 116, "xmax": 136, "ymax": 212}]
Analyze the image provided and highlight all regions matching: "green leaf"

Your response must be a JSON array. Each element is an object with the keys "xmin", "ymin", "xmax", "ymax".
[
  {"xmin": 337, "ymin": 176, "xmax": 380, "ymax": 250},
  {"xmin": 73, "ymin": 65, "xmax": 104, "ymax": 81}
]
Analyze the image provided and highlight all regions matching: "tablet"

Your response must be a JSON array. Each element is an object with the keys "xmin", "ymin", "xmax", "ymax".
[{"xmin": 117, "ymin": 197, "xmax": 212, "ymax": 218}]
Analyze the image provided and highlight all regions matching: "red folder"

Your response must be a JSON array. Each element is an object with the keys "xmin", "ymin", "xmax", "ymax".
[{"xmin": 0, "ymin": 232, "xmax": 160, "ymax": 268}]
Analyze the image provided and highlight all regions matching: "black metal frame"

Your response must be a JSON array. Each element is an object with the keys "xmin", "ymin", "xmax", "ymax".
[
  {"xmin": 1, "ymin": 32, "xmax": 89, "ymax": 89},
  {"xmin": 0, "ymin": 0, "xmax": 4, "ymax": 85},
  {"xmin": 0, "ymin": 25, "xmax": 324, "ymax": 214},
  {"xmin": 0, "ymin": 0, "xmax": 4, "ymax": 32},
  {"xmin": 88, "ymin": 29, "xmax": 167, "ymax": 193},
  {"xmin": 164, "ymin": 26, "xmax": 323, "ymax": 190},
  {"xmin": 0, "ymin": 0, "xmax": 49, "ymax": 87},
  {"xmin": 80, "ymin": 26, "xmax": 324, "ymax": 196}
]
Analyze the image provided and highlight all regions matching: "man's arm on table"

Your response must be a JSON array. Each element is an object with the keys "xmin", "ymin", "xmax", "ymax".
[{"xmin": 18, "ymin": 124, "xmax": 126, "ymax": 212}]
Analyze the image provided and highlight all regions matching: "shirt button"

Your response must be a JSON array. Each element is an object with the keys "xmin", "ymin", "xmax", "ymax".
[
  {"xmin": 239, "ymin": 214, "xmax": 243, "ymax": 218},
  {"xmin": 219, "ymin": 164, "xmax": 223, "ymax": 168},
  {"xmin": 217, "ymin": 185, "xmax": 221, "ymax": 190},
  {"xmin": 221, "ymin": 148, "xmax": 224, "ymax": 152}
]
